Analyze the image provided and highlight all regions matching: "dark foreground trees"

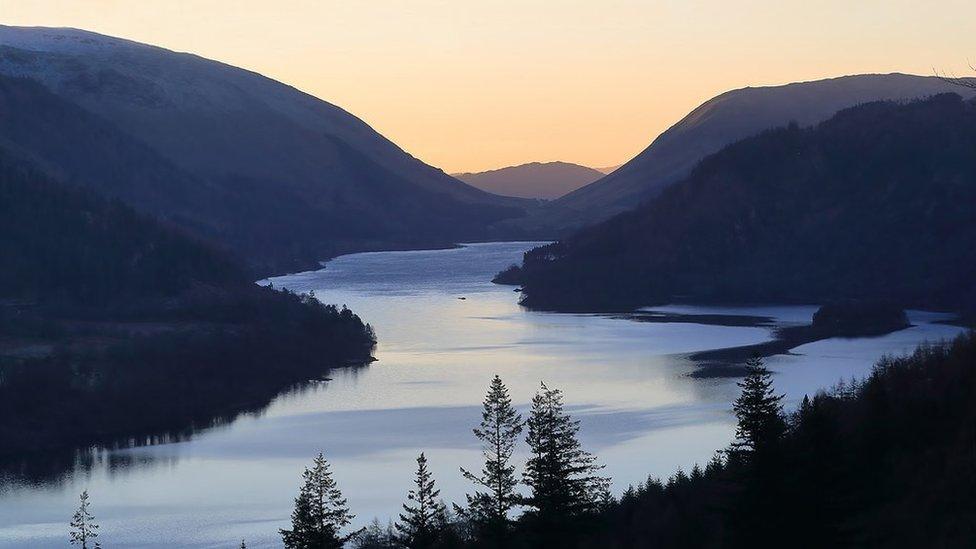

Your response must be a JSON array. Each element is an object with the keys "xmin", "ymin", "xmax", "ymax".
[
  {"xmin": 65, "ymin": 334, "xmax": 976, "ymax": 547},
  {"xmin": 396, "ymin": 453, "xmax": 450, "ymax": 549},
  {"xmin": 725, "ymin": 357, "xmax": 787, "ymax": 546},
  {"xmin": 729, "ymin": 357, "xmax": 785, "ymax": 459},
  {"xmin": 281, "ymin": 453, "xmax": 359, "ymax": 548},
  {"xmin": 587, "ymin": 332, "xmax": 976, "ymax": 548},
  {"xmin": 522, "ymin": 382, "xmax": 610, "ymax": 547},
  {"xmin": 457, "ymin": 375, "xmax": 523, "ymax": 546}
]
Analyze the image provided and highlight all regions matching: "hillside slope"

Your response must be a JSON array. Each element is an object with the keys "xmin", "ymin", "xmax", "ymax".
[
  {"xmin": 0, "ymin": 146, "xmax": 242, "ymax": 304},
  {"xmin": 454, "ymin": 161, "xmax": 605, "ymax": 199},
  {"xmin": 0, "ymin": 26, "xmax": 530, "ymax": 273},
  {"xmin": 515, "ymin": 74, "xmax": 975, "ymax": 234},
  {"xmin": 511, "ymin": 94, "xmax": 976, "ymax": 313},
  {"xmin": 0, "ymin": 148, "xmax": 376, "ymax": 458}
]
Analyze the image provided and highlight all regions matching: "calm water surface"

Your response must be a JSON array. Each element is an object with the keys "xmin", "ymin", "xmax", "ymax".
[{"xmin": 0, "ymin": 242, "xmax": 964, "ymax": 548}]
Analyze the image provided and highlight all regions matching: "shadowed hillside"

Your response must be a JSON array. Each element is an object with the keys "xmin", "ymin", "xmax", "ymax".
[
  {"xmin": 0, "ymin": 26, "xmax": 532, "ymax": 274},
  {"xmin": 0, "ymin": 148, "xmax": 376, "ymax": 461},
  {"xmin": 508, "ymin": 94, "xmax": 976, "ymax": 313}
]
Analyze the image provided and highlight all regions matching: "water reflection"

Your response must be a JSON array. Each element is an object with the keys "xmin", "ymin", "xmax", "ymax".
[
  {"xmin": 0, "ymin": 362, "xmax": 372, "ymax": 487},
  {"xmin": 0, "ymin": 242, "xmax": 966, "ymax": 548}
]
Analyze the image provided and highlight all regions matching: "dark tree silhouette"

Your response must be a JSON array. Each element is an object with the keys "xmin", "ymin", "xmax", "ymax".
[
  {"xmin": 730, "ymin": 357, "xmax": 785, "ymax": 460},
  {"xmin": 457, "ymin": 375, "xmax": 523, "ymax": 545},
  {"xmin": 280, "ymin": 453, "xmax": 358, "ymax": 549},
  {"xmin": 522, "ymin": 382, "xmax": 610, "ymax": 546},
  {"xmin": 726, "ymin": 357, "xmax": 787, "ymax": 545},
  {"xmin": 396, "ymin": 453, "xmax": 449, "ymax": 549},
  {"xmin": 69, "ymin": 490, "xmax": 100, "ymax": 549}
]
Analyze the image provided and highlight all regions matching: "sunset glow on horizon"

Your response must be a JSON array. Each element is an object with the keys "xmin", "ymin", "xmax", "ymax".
[{"xmin": 4, "ymin": 0, "xmax": 974, "ymax": 173}]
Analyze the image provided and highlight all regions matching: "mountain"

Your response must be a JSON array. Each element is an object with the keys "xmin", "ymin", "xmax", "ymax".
[
  {"xmin": 0, "ymin": 26, "xmax": 531, "ymax": 274},
  {"xmin": 508, "ymin": 94, "xmax": 976, "ymax": 313},
  {"xmin": 453, "ymin": 161, "xmax": 605, "ymax": 199},
  {"xmin": 514, "ymin": 74, "xmax": 975, "ymax": 235}
]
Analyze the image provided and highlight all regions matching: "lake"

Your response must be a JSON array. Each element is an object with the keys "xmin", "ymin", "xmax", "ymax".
[{"xmin": 0, "ymin": 241, "xmax": 965, "ymax": 548}]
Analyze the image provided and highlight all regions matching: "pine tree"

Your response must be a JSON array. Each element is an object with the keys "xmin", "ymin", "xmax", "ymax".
[
  {"xmin": 457, "ymin": 375, "xmax": 523, "ymax": 544},
  {"xmin": 280, "ymin": 453, "xmax": 358, "ymax": 549},
  {"xmin": 730, "ymin": 357, "xmax": 786, "ymax": 460},
  {"xmin": 396, "ymin": 453, "xmax": 448, "ymax": 549},
  {"xmin": 69, "ymin": 490, "xmax": 100, "ymax": 549},
  {"xmin": 728, "ymin": 359, "xmax": 788, "ymax": 544},
  {"xmin": 522, "ymin": 382, "xmax": 610, "ymax": 544}
]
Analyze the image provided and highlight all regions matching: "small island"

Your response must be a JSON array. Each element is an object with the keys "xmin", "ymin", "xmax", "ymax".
[
  {"xmin": 811, "ymin": 300, "xmax": 910, "ymax": 336},
  {"xmin": 689, "ymin": 301, "xmax": 912, "ymax": 377}
]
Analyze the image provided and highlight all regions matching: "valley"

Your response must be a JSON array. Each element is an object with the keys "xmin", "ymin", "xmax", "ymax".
[{"xmin": 0, "ymin": 14, "xmax": 974, "ymax": 548}]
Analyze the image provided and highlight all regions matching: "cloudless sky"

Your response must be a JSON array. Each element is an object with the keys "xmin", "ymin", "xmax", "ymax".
[{"xmin": 4, "ymin": 1, "xmax": 974, "ymax": 172}]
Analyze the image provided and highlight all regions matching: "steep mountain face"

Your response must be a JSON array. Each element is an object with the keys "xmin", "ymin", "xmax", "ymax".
[
  {"xmin": 0, "ymin": 26, "xmax": 530, "ymax": 274},
  {"xmin": 516, "ymin": 74, "xmax": 975, "ymax": 234},
  {"xmin": 454, "ymin": 161, "xmax": 605, "ymax": 199},
  {"xmin": 511, "ymin": 94, "xmax": 976, "ymax": 313}
]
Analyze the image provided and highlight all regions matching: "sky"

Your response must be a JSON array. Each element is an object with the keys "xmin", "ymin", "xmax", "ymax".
[{"xmin": 3, "ymin": 1, "xmax": 974, "ymax": 173}]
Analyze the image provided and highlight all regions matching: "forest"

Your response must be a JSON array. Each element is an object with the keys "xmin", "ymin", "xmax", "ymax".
[
  {"xmin": 64, "ymin": 332, "xmax": 976, "ymax": 548},
  {"xmin": 0, "ymin": 149, "xmax": 376, "ymax": 466},
  {"xmin": 505, "ymin": 94, "xmax": 976, "ymax": 315}
]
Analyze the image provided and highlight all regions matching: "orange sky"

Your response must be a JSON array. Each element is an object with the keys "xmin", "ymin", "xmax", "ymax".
[{"xmin": 4, "ymin": 1, "xmax": 974, "ymax": 173}]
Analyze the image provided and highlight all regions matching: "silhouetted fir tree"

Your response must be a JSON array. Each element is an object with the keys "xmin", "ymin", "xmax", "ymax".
[
  {"xmin": 280, "ymin": 453, "xmax": 358, "ymax": 549},
  {"xmin": 396, "ymin": 453, "xmax": 449, "ymax": 549},
  {"xmin": 727, "ymin": 357, "xmax": 787, "ymax": 546},
  {"xmin": 69, "ymin": 490, "xmax": 100, "ymax": 549},
  {"xmin": 730, "ymin": 357, "xmax": 785, "ymax": 460},
  {"xmin": 457, "ymin": 375, "xmax": 523, "ymax": 546},
  {"xmin": 522, "ymin": 382, "xmax": 610, "ymax": 546}
]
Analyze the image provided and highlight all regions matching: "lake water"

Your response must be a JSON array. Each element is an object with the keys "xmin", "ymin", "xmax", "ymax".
[{"xmin": 0, "ymin": 242, "xmax": 965, "ymax": 548}]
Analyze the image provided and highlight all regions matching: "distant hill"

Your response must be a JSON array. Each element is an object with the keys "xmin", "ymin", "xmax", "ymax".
[
  {"xmin": 0, "ymin": 26, "xmax": 531, "ymax": 274},
  {"xmin": 511, "ymin": 74, "xmax": 975, "ymax": 235},
  {"xmin": 509, "ymin": 94, "xmax": 976, "ymax": 313},
  {"xmin": 593, "ymin": 165, "xmax": 621, "ymax": 175},
  {"xmin": 454, "ymin": 161, "xmax": 605, "ymax": 199}
]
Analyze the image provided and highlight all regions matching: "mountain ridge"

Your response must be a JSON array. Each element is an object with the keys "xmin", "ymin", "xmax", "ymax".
[
  {"xmin": 0, "ymin": 25, "xmax": 532, "ymax": 274},
  {"xmin": 510, "ymin": 73, "xmax": 976, "ymax": 235}
]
